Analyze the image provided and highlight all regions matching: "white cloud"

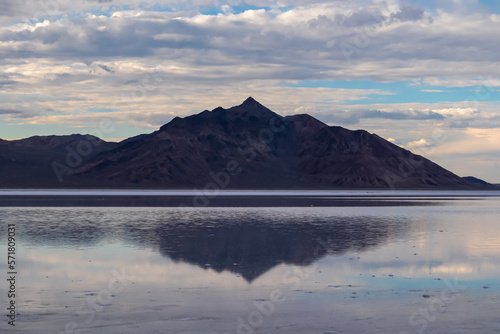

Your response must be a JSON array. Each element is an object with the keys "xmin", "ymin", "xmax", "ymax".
[
  {"xmin": 406, "ymin": 138, "xmax": 431, "ymax": 149},
  {"xmin": 422, "ymin": 76, "xmax": 500, "ymax": 88},
  {"xmin": 433, "ymin": 128, "xmax": 500, "ymax": 155},
  {"xmin": 220, "ymin": 5, "xmax": 233, "ymax": 14},
  {"xmin": 433, "ymin": 108, "xmax": 479, "ymax": 118},
  {"xmin": 421, "ymin": 89, "xmax": 445, "ymax": 93}
]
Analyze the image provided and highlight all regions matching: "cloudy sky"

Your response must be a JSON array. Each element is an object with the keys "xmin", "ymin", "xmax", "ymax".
[{"xmin": 1, "ymin": 0, "xmax": 499, "ymax": 182}]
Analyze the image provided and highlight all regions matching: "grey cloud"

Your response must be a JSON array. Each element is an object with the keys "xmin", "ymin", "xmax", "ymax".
[
  {"xmin": 124, "ymin": 80, "xmax": 139, "ymax": 85},
  {"xmin": 390, "ymin": 3, "xmax": 425, "ymax": 22},
  {"xmin": 335, "ymin": 8, "xmax": 386, "ymax": 27},
  {"xmin": 319, "ymin": 109, "xmax": 446, "ymax": 125},
  {"xmin": 46, "ymin": 73, "xmax": 95, "ymax": 86},
  {"xmin": 56, "ymin": 18, "xmax": 211, "ymax": 58},
  {"xmin": 98, "ymin": 64, "xmax": 115, "ymax": 73},
  {"xmin": 0, "ymin": 0, "xmax": 24, "ymax": 17},
  {"xmin": 1, "ymin": 7, "xmax": 341, "ymax": 60},
  {"xmin": 0, "ymin": 79, "xmax": 17, "ymax": 86},
  {"xmin": 445, "ymin": 115, "xmax": 500, "ymax": 129},
  {"xmin": 308, "ymin": 15, "xmax": 334, "ymax": 29},
  {"xmin": 447, "ymin": 120, "xmax": 470, "ymax": 128},
  {"xmin": 0, "ymin": 108, "xmax": 22, "ymax": 114},
  {"xmin": 362, "ymin": 109, "xmax": 445, "ymax": 120}
]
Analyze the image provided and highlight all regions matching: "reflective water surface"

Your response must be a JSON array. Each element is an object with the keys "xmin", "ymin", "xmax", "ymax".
[{"xmin": 0, "ymin": 193, "xmax": 499, "ymax": 333}]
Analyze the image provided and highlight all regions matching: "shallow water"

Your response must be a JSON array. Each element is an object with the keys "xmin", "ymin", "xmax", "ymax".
[{"xmin": 1, "ymin": 192, "xmax": 499, "ymax": 333}]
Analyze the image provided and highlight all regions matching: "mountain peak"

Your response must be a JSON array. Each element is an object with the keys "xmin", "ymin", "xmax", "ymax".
[
  {"xmin": 233, "ymin": 96, "xmax": 279, "ymax": 120},
  {"xmin": 242, "ymin": 96, "xmax": 259, "ymax": 106},
  {"xmin": 240, "ymin": 96, "xmax": 271, "ymax": 111}
]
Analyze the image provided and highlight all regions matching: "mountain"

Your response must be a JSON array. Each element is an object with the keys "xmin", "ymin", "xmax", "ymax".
[
  {"xmin": 462, "ymin": 176, "xmax": 497, "ymax": 189},
  {"xmin": 0, "ymin": 98, "xmax": 491, "ymax": 189},
  {"xmin": 0, "ymin": 135, "xmax": 118, "ymax": 187}
]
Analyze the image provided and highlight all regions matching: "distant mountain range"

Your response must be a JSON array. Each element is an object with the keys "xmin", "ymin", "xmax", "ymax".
[{"xmin": 0, "ymin": 97, "xmax": 497, "ymax": 189}]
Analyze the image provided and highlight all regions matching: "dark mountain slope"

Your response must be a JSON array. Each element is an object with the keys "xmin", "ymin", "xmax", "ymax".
[
  {"xmin": 462, "ymin": 176, "xmax": 497, "ymax": 189},
  {"xmin": 0, "ymin": 135, "xmax": 117, "ymax": 187},
  {"xmin": 70, "ymin": 97, "xmax": 301, "ymax": 187},
  {"xmin": 67, "ymin": 97, "xmax": 474, "ymax": 189}
]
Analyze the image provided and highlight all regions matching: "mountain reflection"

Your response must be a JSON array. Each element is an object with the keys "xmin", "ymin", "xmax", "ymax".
[
  {"xmin": 6, "ymin": 208, "xmax": 412, "ymax": 282},
  {"xmin": 150, "ymin": 216, "xmax": 409, "ymax": 282}
]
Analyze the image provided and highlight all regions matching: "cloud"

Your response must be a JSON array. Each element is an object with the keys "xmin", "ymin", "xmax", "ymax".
[
  {"xmin": 421, "ymin": 89, "xmax": 445, "ymax": 93},
  {"xmin": 335, "ymin": 100, "xmax": 500, "ymax": 128},
  {"xmin": 365, "ymin": 109, "xmax": 445, "ymax": 120},
  {"xmin": 220, "ymin": 4, "xmax": 234, "ymax": 14},
  {"xmin": 332, "ymin": 7, "xmax": 386, "ymax": 27},
  {"xmin": 319, "ymin": 108, "xmax": 445, "ymax": 125},
  {"xmin": 429, "ymin": 131, "xmax": 500, "ymax": 182},
  {"xmin": 421, "ymin": 76, "xmax": 500, "ymax": 88},
  {"xmin": 0, "ymin": 79, "xmax": 17, "ymax": 86},
  {"xmin": 97, "ymin": 64, "xmax": 115, "ymax": 73},
  {"xmin": 0, "ymin": 108, "xmax": 22, "ymax": 115},
  {"xmin": 0, "ymin": 2, "xmax": 498, "ymax": 79},
  {"xmin": 434, "ymin": 108, "xmax": 479, "ymax": 118},
  {"xmin": 433, "ymin": 128, "xmax": 500, "ymax": 155},
  {"xmin": 406, "ymin": 138, "xmax": 432, "ymax": 149},
  {"xmin": 389, "ymin": 3, "xmax": 425, "ymax": 22}
]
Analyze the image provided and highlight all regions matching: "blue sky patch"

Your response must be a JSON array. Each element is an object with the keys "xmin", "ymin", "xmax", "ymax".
[
  {"xmin": 280, "ymin": 80, "xmax": 500, "ymax": 105},
  {"xmin": 199, "ymin": 4, "xmax": 291, "ymax": 16}
]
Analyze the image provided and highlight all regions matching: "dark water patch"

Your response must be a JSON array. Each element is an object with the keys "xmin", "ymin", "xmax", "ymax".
[{"xmin": 0, "ymin": 195, "xmax": 442, "ymax": 207}]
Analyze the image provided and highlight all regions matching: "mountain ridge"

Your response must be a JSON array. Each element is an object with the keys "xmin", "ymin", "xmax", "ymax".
[{"xmin": 0, "ymin": 98, "xmax": 495, "ymax": 189}]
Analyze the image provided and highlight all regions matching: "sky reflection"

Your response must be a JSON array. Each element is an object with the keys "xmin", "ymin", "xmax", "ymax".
[
  {"xmin": 0, "ymin": 203, "xmax": 499, "ymax": 287},
  {"xmin": 1, "ymin": 200, "xmax": 500, "ymax": 333}
]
